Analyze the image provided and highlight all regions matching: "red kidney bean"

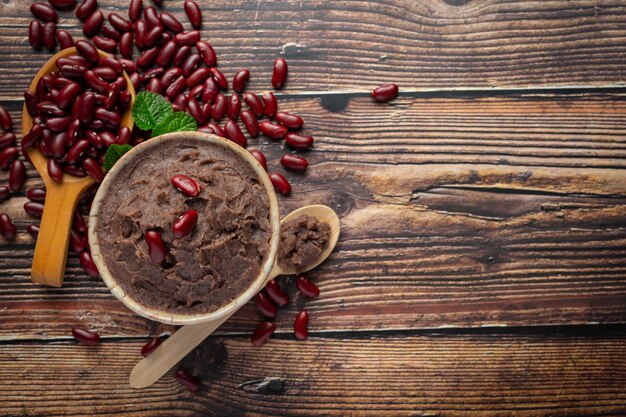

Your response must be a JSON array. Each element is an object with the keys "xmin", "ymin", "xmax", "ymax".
[
  {"xmin": 27, "ymin": 224, "xmax": 40, "ymax": 239},
  {"xmin": 143, "ymin": 6, "xmax": 160, "ymax": 28},
  {"xmin": 201, "ymin": 77, "xmax": 218, "ymax": 103},
  {"xmin": 195, "ymin": 40, "xmax": 215, "ymax": 66},
  {"xmin": 129, "ymin": 72, "xmax": 141, "ymax": 90},
  {"xmin": 255, "ymin": 292, "xmax": 277, "ymax": 318},
  {"xmin": 211, "ymin": 94, "xmax": 227, "ymax": 121},
  {"xmin": 82, "ymin": 157, "xmax": 104, "ymax": 182},
  {"xmin": 249, "ymin": 150, "xmax": 266, "ymax": 170},
  {"xmin": 104, "ymin": 85, "xmax": 120, "ymax": 110},
  {"xmin": 242, "ymin": 92, "xmax": 264, "ymax": 117},
  {"xmin": 118, "ymin": 90, "xmax": 132, "ymax": 110},
  {"xmin": 67, "ymin": 119, "xmax": 81, "ymax": 145},
  {"xmin": 9, "ymin": 160, "xmax": 25, "ymax": 192},
  {"xmin": 72, "ymin": 326, "xmax": 100, "ymax": 345},
  {"xmin": 145, "ymin": 230, "xmax": 166, "ymax": 263},
  {"xmin": 70, "ymin": 229, "xmax": 86, "ymax": 252},
  {"xmin": 146, "ymin": 78, "xmax": 162, "ymax": 94},
  {"xmin": 173, "ymin": 45, "xmax": 191, "ymax": 67},
  {"xmin": 171, "ymin": 174, "xmax": 200, "ymax": 197},
  {"xmin": 56, "ymin": 82, "xmax": 81, "ymax": 109},
  {"xmin": 93, "ymin": 36, "xmax": 117, "ymax": 53},
  {"xmin": 49, "ymin": 0, "xmax": 76, "ymax": 9},
  {"xmin": 141, "ymin": 67, "xmax": 164, "ymax": 82},
  {"xmin": 24, "ymin": 91, "xmax": 39, "ymax": 117},
  {"xmin": 371, "ymin": 83, "xmax": 398, "ymax": 102},
  {"xmin": 0, "ymin": 107, "xmax": 11, "ymax": 132},
  {"xmin": 95, "ymin": 107, "xmax": 120, "ymax": 126},
  {"xmin": 251, "ymin": 321, "xmax": 275, "ymax": 347},
  {"xmin": 280, "ymin": 154, "xmax": 308, "ymax": 173},
  {"xmin": 0, "ymin": 213, "xmax": 16, "ymax": 241},
  {"xmin": 153, "ymin": 41, "xmax": 175, "ymax": 67},
  {"xmin": 186, "ymin": 98, "xmax": 205, "ymax": 124},
  {"xmin": 100, "ymin": 23, "xmax": 121, "ymax": 41},
  {"xmin": 159, "ymin": 11, "xmax": 183, "ymax": 32},
  {"xmin": 174, "ymin": 369, "xmax": 201, "ymax": 392},
  {"xmin": 161, "ymin": 67, "xmax": 182, "ymax": 88},
  {"xmin": 174, "ymin": 30, "xmax": 200, "ymax": 46},
  {"xmin": 29, "ymin": 20, "xmax": 44, "ymax": 50},
  {"xmin": 51, "ymin": 77, "xmax": 73, "ymax": 89},
  {"xmin": 129, "ymin": 0, "xmax": 142, "ymax": 21},
  {"xmin": 240, "ymin": 110, "xmax": 259, "ymax": 138},
  {"xmin": 27, "ymin": 187, "xmax": 46, "ymax": 202},
  {"xmin": 137, "ymin": 47, "xmax": 159, "ymax": 69},
  {"xmin": 75, "ymin": 0, "xmax": 97, "ymax": 20},
  {"xmin": 206, "ymin": 122, "xmax": 225, "ymax": 137},
  {"xmin": 46, "ymin": 116, "xmax": 71, "ymax": 132},
  {"xmin": 31, "ymin": 2, "xmax": 57, "ymax": 22},
  {"xmin": 173, "ymin": 209, "xmax": 198, "ymax": 239},
  {"xmin": 99, "ymin": 131, "xmax": 116, "ymax": 147},
  {"xmin": 259, "ymin": 121, "xmax": 287, "ymax": 140},
  {"xmin": 64, "ymin": 165, "xmax": 87, "ymax": 177},
  {"xmin": 55, "ymin": 30, "xmax": 74, "ymax": 49},
  {"xmin": 94, "ymin": 67, "xmax": 118, "ymax": 82},
  {"xmin": 224, "ymin": 120, "xmax": 247, "ymax": 148},
  {"xmin": 296, "ymin": 273, "xmax": 319, "ymax": 298},
  {"xmin": 43, "ymin": 22, "xmax": 56, "ymax": 51},
  {"xmin": 66, "ymin": 139, "xmax": 89, "ymax": 163},
  {"xmin": 75, "ymin": 40, "xmax": 99, "ymax": 63},
  {"xmin": 0, "ymin": 132, "xmax": 15, "ymax": 149},
  {"xmin": 24, "ymin": 201, "xmax": 44, "ymax": 217},
  {"xmin": 134, "ymin": 20, "xmax": 146, "ymax": 49},
  {"xmin": 79, "ymin": 251, "xmax": 99, "ymax": 276},
  {"xmin": 275, "ymin": 111, "xmax": 304, "ymax": 130},
  {"xmin": 141, "ymin": 337, "xmax": 162, "ymax": 357},
  {"xmin": 83, "ymin": 10, "xmax": 104, "ymax": 37},
  {"xmin": 189, "ymin": 84, "xmax": 203, "ymax": 100},
  {"xmin": 57, "ymin": 56, "xmax": 91, "ymax": 70},
  {"xmin": 210, "ymin": 67, "xmax": 228, "ymax": 89},
  {"xmin": 173, "ymin": 93, "xmax": 188, "ymax": 111},
  {"xmin": 165, "ymin": 76, "xmax": 186, "ymax": 99},
  {"xmin": 108, "ymin": 12, "xmax": 133, "ymax": 32},
  {"xmin": 232, "ymin": 69, "xmax": 250, "ymax": 93},
  {"xmin": 37, "ymin": 101, "xmax": 65, "ymax": 116},
  {"xmin": 47, "ymin": 158, "xmax": 63, "ymax": 182},
  {"xmin": 73, "ymin": 210, "xmax": 86, "ymax": 233},
  {"xmin": 0, "ymin": 147, "xmax": 18, "ymax": 169},
  {"xmin": 115, "ymin": 32, "xmax": 132, "ymax": 59},
  {"xmin": 265, "ymin": 279, "xmax": 289, "ymax": 307},
  {"xmin": 118, "ymin": 58, "xmax": 137, "ymax": 74},
  {"xmin": 22, "ymin": 125, "xmax": 41, "ymax": 149},
  {"xmin": 272, "ymin": 57, "xmax": 288, "ymax": 90},
  {"xmin": 261, "ymin": 92, "xmax": 277, "ymax": 117},
  {"xmin": 227, "ymin": 94, "xmax": 241, "ymax": 120},
  {"xmin": 184, "ymin": 1, "xmax": 202, "ymax": 29},
  {"xmin": 60, "ymin": 64, "xmax": 88, "ymax": 79},
  {"xmin": 186, "ymin": 67, "xmax": 209, "ymax": 88},
  {"xmin": 143, "ymin": 25, "xmax": 163, "ymax": 48},
  {"xmin": 269, "ymin": 172, "xmax": 291, "ymax": 196},
  {"xmin": 294, "ymin": 310, "xmax": 309, "ymax": 340},
  {"xmin": 114, "ymin": 126, "xmax": 131, "ymax": 145},
  {"xmin": 181, "ymin": 53, "xmax": 201, "ymax": 77},
  {"xmin": 78, "ymin": 93, "xmax": 95, "ymax": 124},
  {"xmin": 50, "ymin": 132, "xmax": 67, "ymax": 157}
]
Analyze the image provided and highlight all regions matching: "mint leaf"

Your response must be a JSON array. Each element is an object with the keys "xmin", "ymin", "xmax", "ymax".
[
  {"xmin": 103, "ymin": 144, "xmax": 133, "ymax": 171},
  {"xmin": 152, "ymin": 112, "xmax": 198, "ymax": 137},
  {"xmin": 132, "ymin": 92, "xmax": 173, "ymax": 130}
]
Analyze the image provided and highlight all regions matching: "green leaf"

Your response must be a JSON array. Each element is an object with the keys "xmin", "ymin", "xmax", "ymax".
[
  {"xmin": 152, "ymin": 112, "xmax": 198, "ymax": 137},
  {"xmin": 103, "ymin": 144, "xmax": 133, "ymax": 172},
  {"xmin": 132, "ymin": 91, "xmax": 173, "ymax": 130}
]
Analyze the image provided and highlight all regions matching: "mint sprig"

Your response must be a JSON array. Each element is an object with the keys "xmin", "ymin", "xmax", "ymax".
[
  {"xmin": 152, "ymin": 112, "xmax": 197, "ymax": 137},
  {"xmin": 103, "ymin": 144, "xmax": 133, "ymax": 171},
  {"xmin": 132, "ymin": 92, "xmax": 173, "ymax": 130}
]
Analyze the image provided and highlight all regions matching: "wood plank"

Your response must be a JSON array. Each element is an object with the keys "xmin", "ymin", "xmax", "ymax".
[
  {"xmin": 3, "ymin": 1, "xmax": 626, "ymax": 96},
  {"xmin": 1, "ymin": 93, "xmax": 625, "ymax": 337},
  {"xmin": 0, "ymin": 329, "xmax": 625, "ymax": 416}
]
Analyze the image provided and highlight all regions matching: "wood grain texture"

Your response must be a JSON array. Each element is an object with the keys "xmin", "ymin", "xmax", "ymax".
[
  {"xmin": 1, "ymin": 94, "xmax": 625, "ymax": 338},
  {"xmin": 3, "ymin": 1, "xmax": 626, "ymax": 95},
  {"xmin": 1, "ymin": 330, "xmax": 625, "ymax": 417}
]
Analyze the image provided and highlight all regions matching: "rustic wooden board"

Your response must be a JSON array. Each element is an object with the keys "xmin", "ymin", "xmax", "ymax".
[
  {"xmin": 1, "ymin": 329, "xmax": 625, "ymax": 417},
  {"xmin": 1, "ymin": 94, "xmax": 625, "ymax": 338},
  {"xmin": 3, "ymin": 0, "xmax": 626, "ymax": 95}
]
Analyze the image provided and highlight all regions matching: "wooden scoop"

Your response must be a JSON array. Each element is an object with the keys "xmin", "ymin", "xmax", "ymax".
[
  {"xmin": 129, "ymin": 204, "xmax": 340, "ymax": 389},
  {"xmin": 21, "ymin": 48, "xmax": 135, "ymax": 287}
]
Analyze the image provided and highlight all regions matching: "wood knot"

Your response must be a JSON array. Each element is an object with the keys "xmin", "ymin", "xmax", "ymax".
[{"xmin": 238, "ymin": 377, "xmax": 287, "ymax": 395}]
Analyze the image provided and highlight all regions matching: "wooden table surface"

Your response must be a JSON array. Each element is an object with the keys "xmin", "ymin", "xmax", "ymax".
[{"xmin": 1, "ymin": 1, "xmax": 626, "ymax": 416}]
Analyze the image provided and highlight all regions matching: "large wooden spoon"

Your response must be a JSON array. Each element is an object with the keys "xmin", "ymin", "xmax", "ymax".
[
  {"xmin": 129, "ymin": 204, "xmax": 340, "ymax": 389},
  {"xmin": 22, "ymin": 48, "xmax": 134, "ymax": 287}
]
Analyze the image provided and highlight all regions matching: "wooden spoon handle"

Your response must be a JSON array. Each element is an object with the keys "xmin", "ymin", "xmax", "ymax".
[{"xmin": 31, "ymin": 181, "xmax": 86, "ymax": 287}]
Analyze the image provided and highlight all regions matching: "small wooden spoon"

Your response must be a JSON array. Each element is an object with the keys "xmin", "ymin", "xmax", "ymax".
[
  {"xmin": 22, "ymin": 48, "xmax": 135, "ymax": 287},
  {"xmin": 129, "ymin": 204, "xmax": 340, "ymax": 389}
]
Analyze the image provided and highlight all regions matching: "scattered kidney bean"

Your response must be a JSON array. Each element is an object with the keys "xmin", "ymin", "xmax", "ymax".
[
  {"xmin": 243, "ymin": 92, "xmax": 264, "ymax": 117},
  {"xmin": 49, "ymin": 0, "xmax": 76, "ymax": 9},
  {"xmin": 184, "ymin": 1, "xmax": 202, "ymax": 29},
  {"xmin": 56, "ymin": 30, "xmax": 74, "ymax": 49},
  {"xmin": 31, "ymin": 2, "xmax": 58, "ymax": 22},
  {"xmin": 181, "ymin": 53, "xmax": 201, "ymax": 77},
  {"xmin": 186, "ymin": 67, "xmax": 210, "ymax": 88},
  {"xmin": 171, "ymin": 174, "xmax": 200, "ymax": 196},
  {"xmin": 108, "ymin": 12, "xmax": 133, "ymax": 32},
  {"xmin": 0, "ymin": 147, "xmax": 19, "ymax": 169},
  {"xmin": 24, "ymin": 202, "xmax": 45, "ymax": 217},
  {"xmin": 269, "ymin": 172, "xmax": 291, "ymax": 196},
  {"xmin": 285, "ymin": 132, "xmax": 314, "ymax": 149},
  {"xmin": 249, "ymin": 150, "xmax": 266, "ymax": 170},
  {"xmin": 251, "ymin": 321, "xmax": 275, "ymax": 347},
  {"xmin": 173, "ymin": 45, "xmax": 191, "ymax": 67},
  {"xmin": 275, "ymin": 111, "xmax": 304, "ymax": 130},
  {"xmin": 175, "ymin": 369, "xmax": 201, "ymax": 392},
  {"xmin": 0, "ymin": 132, "xmax": 15, "ymax": 149},
  {"xmin": 201, "ymin": 77, "xmax": 218, "ymax": 103},
  {"xmin": 43, "ymin": 22, "xmax": 56, "ymax": 52},
  {"xmin": 205, "ymin": 122, "xmax": 225, "ymax": 138},
  {"xmin": 73, "ymin": 210, "xmax": 87, "ymax": 233},
  {"xmin": 27, "ymin": 224, "xmax": 40, "ymax": 239},
  {"xmin": 240, "ymin": 110, "xmax": 259, "ymax": 137},
  {"xmin": 371, "ymin": 83, "xmax": 399, "ymax": 102},
  {"xmin": 173, "ymin": 93, "xmax": 188, "ymax": 111},
  {"xmin": 296, "ymin": 274, "xmax": 320, "ymax": 298},
  {"xmin": 0, "ymin": 186, "xmax": 9, "ymax": 203},
  {"xmin": 29, "ymin": 20, "xmax": 44, "ymax": 50},
  {"xmin": 143, "ymin": 25, "xmax": 163, "ymax": 48},
  {"xmin": 194, "ymin": 41, "xmax": 216, "ymax": 68},
  {"xmin": 70, "ymin": 229, "xmax": 86, "ymax": 252},
  {"xmin": 259, "ymin": 121, "xmax": 287, "ymax": 140},
  {"xmin": 187, "ymin": 98, "xmax": 205, "ymax": 124},
  {"xmin": 83, "ymin": 10, "xmax": 104, "ymax": 37},
  {"xmin": 137, "ymin": 47, "xmax": 159, "ymax": 69},
  {"xmin": 0, "ymin": 213, "xmax": 16, "ymax": 241},
  {"xmin": 75, "ymin": 40, "xmax": 99, "ymax": 63},
  {"xmin": 101, "ymin": 23, "xmax": 121, "ymax": 41},
  {"xmin": 294, "ymin": 310, "xmax": 309, "ymax": 340},
  {"xmin": 211, "ymin": 94, "xmax": 227, "ymax": 121},
  {"xmin": 174, "ymin": 30, "xmax": 200, "ymax": 46},
  {"xmin": 264, "ymin": 279, "xmax": 289, "ymax": 307},
  {"xmin": 165, "ymin": 76, "xmax": 186, "ymax": 99},
  {"xmin": 173, "ymin": 210, "xmax": 198, "ymax": 239},
  {"xmin": 82, "ymin": 157, "xmax": 104, "ymax": 182},
  {"xmin": 93, "ymin": 36, "xmax": 117, "ymax": 53},
  {"xmin": 232, "ymin": 69, "xmax": 250, "ymax": 93},
  {"xmin": 75, "ymin": 0, "xmax": 97, "ymax": 20},
  {"xmin": 223, "ymin": 120, "xmax": 247, "ymax": 148},
  {"xmin": 255, "ymin": 292, "xmax": 277, "ymax": 318},
  {"xmin": 71, "ymin": 326, "xmax": 100, "ymax": 345},
  {"xmin": 143, "ymin": 6, "xmax": 160, "ymax": 28},
  {"xmin": 261, "ymin": 92, "xmax": 277, "ymax": 117},
  {"xmin": 48, "ymin": 158, "xmax": 63, "ymax": 181},
  {"xmin": 210, "ymin": 67, "xmax": 228, "ymax": 89},
  {"xmin": 9, "ymin": 160, "xmax": 26, "ymax": 192},
  {"xmin": 134, "ymin": 20, "xmax": 147, "ymax": 49},
  {"xmin": 280, "ymin": 154, "xmax": 308, "ymax": 173},
  {"xmin": 160, "ymin": 11, "xmax": 183, "ymax": 32},
  {"xmin": 117, "ymin": 32, "xmax": 133, "ymax": 59},
  {"xmin": 227, "ymin": 94, "xmax": 241, "ymax": 120},
  {"xmin": 0, "ymin": 107, "xmax": 12, "ymax": 132},
  {"xmin": 147, "ymin": 78, "xmax": 163, "ymax": 94},
  {"xmin": 141, "ymin": 337, "xmax": 162, "ymax": 357},
  {"xmin": 128, "ymin": 0, "xmax": 142, "ymax": 21},
  {"xmin": 272, "ymin": 58, "xmax": 288, "ymax": 89},
  {"xmin": 145, "ymin": 230, "xmax": 166, "ymax": 264}
]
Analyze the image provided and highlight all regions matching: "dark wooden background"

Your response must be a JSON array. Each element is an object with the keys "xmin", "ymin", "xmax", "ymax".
[{"xmin": 1, "ymin": 0, "xmax": 626, "ymax": 415}]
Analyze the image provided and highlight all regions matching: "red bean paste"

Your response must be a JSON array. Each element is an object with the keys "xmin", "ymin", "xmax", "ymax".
[{"xmin": 278, "ymin": 214, "xmax": 330, "ymax": 272}]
